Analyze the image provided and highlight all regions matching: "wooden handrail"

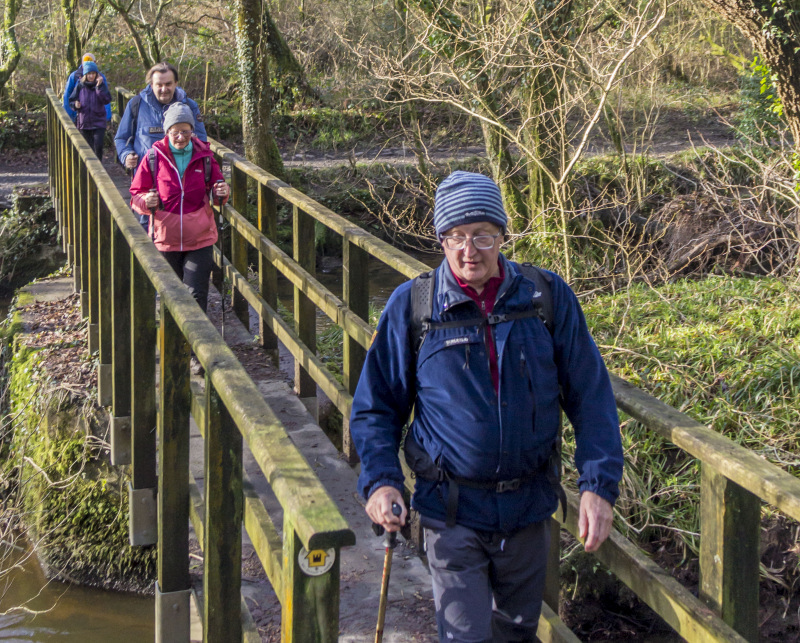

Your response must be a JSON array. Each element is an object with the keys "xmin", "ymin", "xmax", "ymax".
[{"xmin": 46, "ymin": 88, "xmax": 354, "ymax": 643}]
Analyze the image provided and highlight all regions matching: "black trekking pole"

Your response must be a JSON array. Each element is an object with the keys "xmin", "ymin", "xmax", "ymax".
[
  {"xmin": 148, "ymin": 189, "xmax": 157, "ymax": 241},
  {"xmin": 373, "ymin": 502, "xmax": 402, "ymax": 643},
  {"xmin": 213, "ymin": 181, "xmax": 227, "ymax": 340}
]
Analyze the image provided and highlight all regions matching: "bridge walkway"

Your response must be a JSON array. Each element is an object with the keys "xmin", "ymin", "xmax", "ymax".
[
  {"xmin": 191, "ymin": 283, "xmax": 435, "ymax": 641},
  {"xmin": 96, "ymin": 154, "xmax": 437, "ymax": 640}
]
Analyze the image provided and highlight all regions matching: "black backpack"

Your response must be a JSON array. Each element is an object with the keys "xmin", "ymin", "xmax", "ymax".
[{"xmin": 404, "ymin": 262, "xmax": 566, "ymax": 526}]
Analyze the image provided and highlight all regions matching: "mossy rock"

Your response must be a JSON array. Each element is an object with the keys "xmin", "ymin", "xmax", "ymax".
[{"xmin": 1, "ymin": 303, "xmax": 156, "ymax": 594}]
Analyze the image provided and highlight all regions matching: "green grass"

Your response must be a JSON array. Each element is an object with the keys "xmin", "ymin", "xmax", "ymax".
[{"xmin": 573, "ymin": 275, "xmax": 800, "ymax": 557}]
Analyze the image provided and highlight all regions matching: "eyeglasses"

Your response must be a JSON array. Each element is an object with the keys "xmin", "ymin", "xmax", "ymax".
[
  {"xmin": 168, "ymin": 130, "xmax": 193, "ymax": 139},
  {"xmin": 441, "ymin": 233, "xmax": 501, "ymax": 250}
]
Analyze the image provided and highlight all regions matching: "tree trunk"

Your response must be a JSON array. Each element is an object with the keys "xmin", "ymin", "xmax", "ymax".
[
  {"xmin": 60, "ymin": 0, "xmax": 105, "ymax": 70},
  {"xmin": 234, "ymin": 0, "xmax": 286, "ymax": 179},
  {"xmin": 60, "ymin": 0, "xmax": 80, "ymax": 70},
  {"xmin": 262, "ymin": 6, "xmax": 318, "ymax": 103},
  {"xmin": 481, "ymin": 121, "xmax": 529, "ymax": 234},
  {"xmin": 0, "ymin": 0, "xmax": 22, "ymax": 96},
  {"xmin": 702, "ymin": 0, "xmax": 800, "ymax": 148},
  {"xmin": 117, "ymin": 11, "xmax": 155, "ymax": 70}
]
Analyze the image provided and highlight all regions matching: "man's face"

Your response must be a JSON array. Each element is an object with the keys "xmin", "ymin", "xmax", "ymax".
[
  {"xmin": 441, "ymin": 221, "xmax": 503, "ymax": 293},
  {"xmin": 151, "ymin": 71, "xmax": 177, "ymax": 104}
]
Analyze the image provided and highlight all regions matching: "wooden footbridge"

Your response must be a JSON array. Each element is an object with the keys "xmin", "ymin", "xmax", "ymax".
[{"xmin": 44, "ymin": 87, "xmax": 800, "ymax": 642}]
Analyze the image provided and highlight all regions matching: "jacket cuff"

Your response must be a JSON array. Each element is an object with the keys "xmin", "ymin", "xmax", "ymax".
[
  {"xmin": 366, "ymin": 478, "xmax": 405, "ymax": 500},
  {"xmin": 578, "ymin": 481, "xmax": 619, "ymax": 507}
]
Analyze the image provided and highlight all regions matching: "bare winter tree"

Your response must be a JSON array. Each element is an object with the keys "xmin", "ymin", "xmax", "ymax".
[
  {"xmin": 350, "ymin": 0, "xmax": 671, "ymax": 277},
  {"xmin": 100, "ymin": 0, "xmax": 174, "ymax": 70}
]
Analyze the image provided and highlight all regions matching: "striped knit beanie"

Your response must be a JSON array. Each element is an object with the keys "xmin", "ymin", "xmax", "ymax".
[{"xmin": 433, "ymin": 171, "xmax": 507, "ymax": 238}]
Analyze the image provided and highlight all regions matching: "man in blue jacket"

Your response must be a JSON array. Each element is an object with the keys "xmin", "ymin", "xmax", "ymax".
[
  {"xmin": 114, "ymin": 61, "xmax": 207, "ymax": 171},
  {"xmin": 351, "ymin": 171, "xmax": 624, "ymax": 642},
  {"xmin": 63, "ymin": 53, "xmax": 112, "ymax": 124}
]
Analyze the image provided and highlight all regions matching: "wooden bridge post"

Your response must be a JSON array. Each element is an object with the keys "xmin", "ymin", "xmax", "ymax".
[
  {"xmin": 61, "ymin": 128, "xmax": 71, "ymax": 258},
  {"xmin": 342, "ymin": 239, "xmax": 367, "ymax": 463},
  {"xmin": 281, "ymin": 523, "xmax": 340, "ymax": 643},
  {"xmin": 203, "ymin": 382, "xmax": 243, "ymax": 643},
  {"xmin": 46, "ymin": 105, "xmax": 55, "ymax": 212},
  {"xmin": 78, "ymin": 160, "xmax": 90, "ymax": 313},
  {"xmin": 156, "ymin": 301, "xmax": 192, "ymax": 643},
  {"xmin": 293, "ymin": 204, "xmax": 317, "ymax": 418},
  {"xmin": 543, "ymin": 517, "xmax": 562, "ymax": 614},
  {"xmin": 97, "ymin": 197, "xmax": 113, "ymax": 406},
  {"xmin": 231, "ymin": 166, "xmax": 249, "ymax": 329},
  {"xmin": 699, "ymin": 464, "xmax": 760, "ymax": 642},
  {"xmin": 128, "ymin": 255, "xmax": 158, "ymax": 547},
  {"xmin": 110, "ymin": 218, "xmax": 132, "ymax": 465},
  {"xmin": 70, "ymin": 144, "xmax": 80, "ymax": 290},
  {"xmin": 87, "ymin": 174, "xmax": 100, "ymax": 352},
  {"xmin": 257, "ymin": 182, "xmax": 278, "ymax": 358}
]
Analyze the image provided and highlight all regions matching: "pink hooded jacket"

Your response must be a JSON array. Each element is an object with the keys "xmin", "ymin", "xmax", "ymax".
[{"xmin": 130, "ymin": 137, "xmax": 228, "ymax": 252}]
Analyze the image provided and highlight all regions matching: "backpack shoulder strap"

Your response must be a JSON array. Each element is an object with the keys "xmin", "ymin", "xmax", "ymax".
[
  {"xmin": 129, "ymin": 95, "xmax": 141, "ymax": 133},
  {"xmin": 518, "ymin": 263, "xmax": 554, "ymax": 335},
  {"xmin": 410, "ymin": 270, "xmax": 435, "ymax": 354},
  {"xmin": 204, "ymin": 156, "xmax": 212, "ymax": 186}
]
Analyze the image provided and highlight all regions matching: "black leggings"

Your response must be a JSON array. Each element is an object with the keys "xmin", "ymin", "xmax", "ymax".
[
  {"xmin": 80, "ymin": 128, "xmax": 106, "ymax": 160},
  {"xmin": 161, "ymin": 245, "xmax": 214, "ymax": 313}
]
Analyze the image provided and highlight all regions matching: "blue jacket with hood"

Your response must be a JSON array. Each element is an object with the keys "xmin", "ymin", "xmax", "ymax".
[
  {"xmin": 350, "ymin": 254, "xmax": 623, "ymax": 534},
  {"xmin": 114, "ymin": 85, "xmax": 207, "ymax": 168}
]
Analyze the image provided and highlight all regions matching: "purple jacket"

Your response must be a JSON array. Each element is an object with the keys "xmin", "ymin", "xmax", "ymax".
[{"xmin": 69, "ymin": 78, "xmax": 112, "ymax": 130}]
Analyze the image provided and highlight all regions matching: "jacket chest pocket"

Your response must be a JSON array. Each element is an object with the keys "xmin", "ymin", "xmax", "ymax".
[{"xmin": 418, "ymin": 327, "xmax": 486, "ymax": 375}]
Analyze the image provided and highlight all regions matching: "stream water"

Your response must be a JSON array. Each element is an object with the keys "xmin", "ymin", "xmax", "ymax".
[{"xmin": 0, "ymin": 543, "xmax": 153, "ymax": 641}]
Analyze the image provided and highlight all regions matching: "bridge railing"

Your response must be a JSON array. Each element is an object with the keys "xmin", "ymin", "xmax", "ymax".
[
  {"xmin": 46, "ymin": 89, "xmax": 355, "ymax": 643},
  {"xmin": 109, "ymin": 88, "xmax": 799, "ymax": 643}
]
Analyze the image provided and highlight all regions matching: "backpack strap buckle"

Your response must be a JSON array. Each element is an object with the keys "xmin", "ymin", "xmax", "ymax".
[{"xmin": 495, "ymin": 478, "xmax": 521, "ymax": 493}]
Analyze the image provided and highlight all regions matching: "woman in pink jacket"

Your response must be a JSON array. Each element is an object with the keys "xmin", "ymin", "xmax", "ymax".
[{"xmin": 130, "ymin": 102, "xmax": 229, "ymax": 316}]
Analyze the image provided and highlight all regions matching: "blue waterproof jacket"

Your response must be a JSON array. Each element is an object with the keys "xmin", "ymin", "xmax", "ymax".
[
  {"xmin": 63, "ymin": 67, "xmax": 112, "ymax": 123},
  {"xmin": 114, "ymin": 85, "xmax": 207, "ymax": 167},
  {"xmin": 351, "ymin": 255, "xmax": 623, "ymax": 534}
]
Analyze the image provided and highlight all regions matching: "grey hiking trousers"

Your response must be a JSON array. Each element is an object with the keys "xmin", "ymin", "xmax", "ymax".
[{"xmin": 423, "ymin": 518, "xmax": 550, "ymax": 643}]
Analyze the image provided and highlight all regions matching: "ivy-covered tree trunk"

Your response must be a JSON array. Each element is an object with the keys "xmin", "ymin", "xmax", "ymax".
[
  {"xmin": 234, "ymin": 0, "xmax": 286, "ymax": 179},
  {"xmin": 0, "ymin": 0, "xmax": 22, "ymax": 98},
  {"xmin": 60, "ymin": 0, "xmax": 105, "ymax": 70},
  {"xmin": 702, "ymin": 0, "xmax": 800, "ymax": 149}
]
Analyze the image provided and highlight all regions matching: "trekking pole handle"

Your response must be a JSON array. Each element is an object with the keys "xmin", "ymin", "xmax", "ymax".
[
  {"xmin": 212, "ymin": 179, "xmax": 225, "ymax": 207},
  {"xmin": 372, "ymin": 502, "xmax": 402, "ymax": 549}
]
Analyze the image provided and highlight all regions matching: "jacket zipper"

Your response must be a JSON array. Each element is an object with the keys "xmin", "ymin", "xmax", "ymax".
[{"xmin": 158, "ymin": 148, "xmax": 185, "ymax": 250}]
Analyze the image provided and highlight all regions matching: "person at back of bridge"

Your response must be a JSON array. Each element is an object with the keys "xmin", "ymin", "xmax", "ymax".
[
  {"xmin": 350, "ymin": 171, "xmax": 624, "ymax": 642},
  {"xmin": 63, "ymin": 53, "xmax": 112, "ymax": 126},
  {"xmin": 68, "ymin": 61, "xmax": 112, "ymax": 161}
]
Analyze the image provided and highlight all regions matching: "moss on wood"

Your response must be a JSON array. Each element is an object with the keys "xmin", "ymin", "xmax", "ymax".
[{"xmin": 0, "ymin": 285, "xmax": 156, "ymax": 594}]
